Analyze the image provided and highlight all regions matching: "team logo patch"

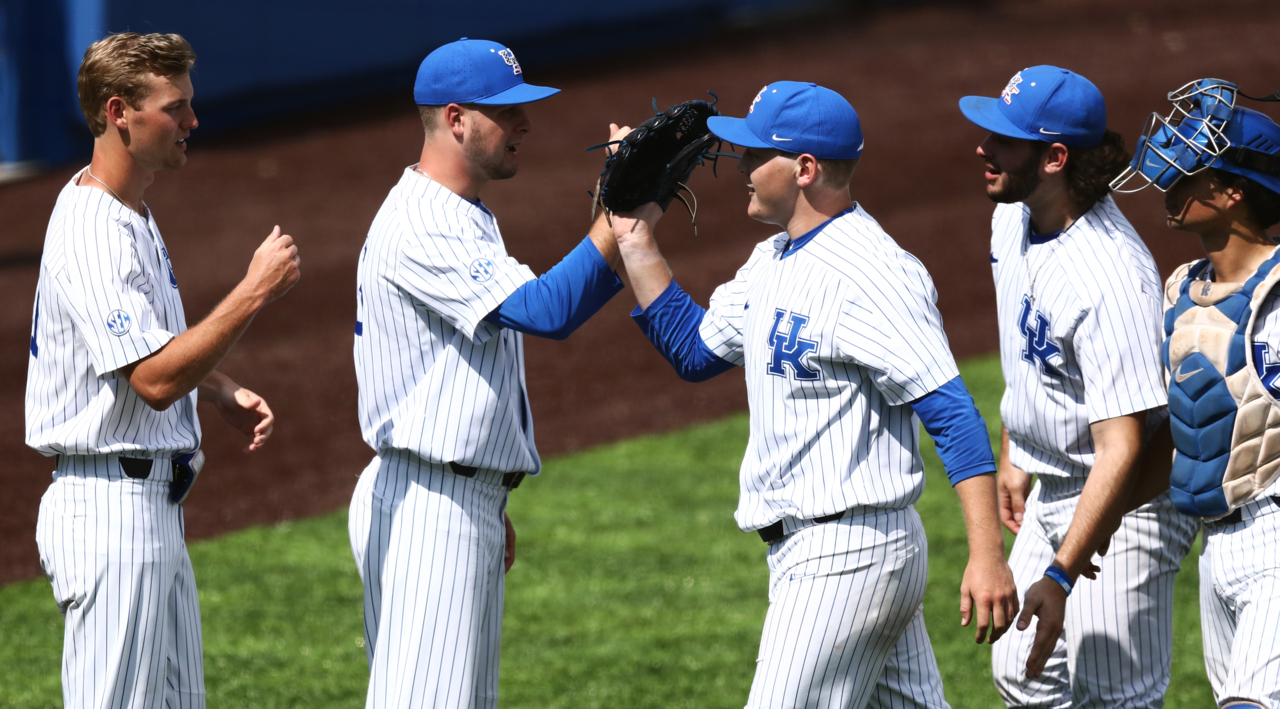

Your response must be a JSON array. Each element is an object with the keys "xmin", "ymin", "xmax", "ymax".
[
  {"xmin": 767, "ymin": 308, "xmax": 821, "ymax": 381},
  {"xmin": 469, "ymin": 258, "xmax": 496, "ymax": 282},
  {"xmin": 106, "ymin": 309, "xmax": 132, "ymax": 337},
  {"xmin": 1254, "ymin": 343, "xmax": 1280, "ymax": 397},
  {"xmin": 1017, "ymin": 295, "xmax": 1061, "ymax": 377},
  {"xmin": 161, "ymin": 247, "xmax": 178, "ymax": 288},
  {"xmin": 497, "ymin": 49, "xmax": 522, "ymax": 75},
  {"xmin": 749, "ymin": 86, "xmax": 767, "ymax": 114},
  {"xmin": 1001, "ymin": 72, "xmax": 1023, "ymax": 105}
]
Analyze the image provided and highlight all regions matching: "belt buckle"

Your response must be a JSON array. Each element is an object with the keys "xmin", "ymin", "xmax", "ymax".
[{"xmin": 169, "ymin": 450, "xmax": 205, "ymax": 504}]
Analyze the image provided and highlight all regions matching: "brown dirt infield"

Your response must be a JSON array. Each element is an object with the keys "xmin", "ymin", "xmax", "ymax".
[{"xmin": 1, "ymin": 0, "xmax": 1276, "ymax": 585}]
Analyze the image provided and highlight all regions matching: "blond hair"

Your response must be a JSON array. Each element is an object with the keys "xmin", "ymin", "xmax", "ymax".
[{"xmin": 78, "ymin": 32, "xmax": 196, "ymax": 137}]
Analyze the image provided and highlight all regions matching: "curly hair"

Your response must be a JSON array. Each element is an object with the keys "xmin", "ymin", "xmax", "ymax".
[
  {"xmin": 78, "ymin": 33, "xmax": 196, "ymax": 137},
  {"xmin": 1062, "ymin": 129, "xmax": 1132, "ymax": 211}
]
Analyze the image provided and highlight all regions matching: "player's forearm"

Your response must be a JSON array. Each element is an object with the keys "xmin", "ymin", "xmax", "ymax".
[
  {"xmin": 197, "ymin": 370, "xmax": 237, "ymax": 405},
  {"xmin": 125, "ymin": 282, "xmax": 266, "ymax": 410},
  {"xmin": 612, "ymin": 203, "xmax": 671, "ymax": 309},
  {"xmin": 954, "ymin": 473, "xmax": 1009, "ymax": 560},
  {"xmin": 1052, "ymin": 413, "xmax": 1145, "ymax": 579},
  {"xmin": 587, "ymin": 210, "xmax": 621, "ymax": 270}
]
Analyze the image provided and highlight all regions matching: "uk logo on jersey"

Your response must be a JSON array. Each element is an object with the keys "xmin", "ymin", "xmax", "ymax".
[
  {"xmin": 497, "ymin": 49, "xmax": 522, "ymax": 75},
  {"xmin": 1002, "ymin": 72, "xmax": 1023, "ymax": 105},
  {"xmin": 469, "ymin": 258, "xmax": 495, "ymax": 282},
  {"xmin": 161, "ymin": 247, "xmax": 178, "ymax": 288},
  {"xmin": 106, "ymin": 309, "xmax": 132, "ymax": 337},
  {"xmin": 767, "ymin": 308, "xmax": 820, "ymax": 380},
  {"xmin": 1017, "ymin": 295, "xmax": 1061, "ymax": 377},
  {"xmin": 1254, "ymin": 342, "xmax": 1280, "ymax": 397}
]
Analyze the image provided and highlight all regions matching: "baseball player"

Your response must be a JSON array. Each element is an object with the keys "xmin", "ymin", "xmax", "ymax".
[
  {"xmin": 27, "ymin": 32, "xmax": 300, "ymax": 709},
  {"xmin": 608, "ymin": 81, "xmax": 1018, "ymax": 709},
  {"xmin": 347, "ymin": 38, "xmax": 626, "ymax": 709},
  {"xmin": 958, "ymin": 66, "xmax": 1199, "ymax": 707},
  {"xmin": 1112, "ymin": 79, "xmax": 1280, "ymax": 709}
]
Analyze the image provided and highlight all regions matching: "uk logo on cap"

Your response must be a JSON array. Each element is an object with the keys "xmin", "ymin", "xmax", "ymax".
[
  {"xmin": 749, "ymin": 86, "xmax": 767, "ymax": 114},
  {"xmin": 497, "ymin": 49, "xmax": 522, "ymax": 75},
  {"xmin": 1001, "ymin": 72, "xmax": 1023, "ymax": 105}
]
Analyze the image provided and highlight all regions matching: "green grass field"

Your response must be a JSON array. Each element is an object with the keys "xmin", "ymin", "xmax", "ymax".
[{"xmin": 0, "ymin": 354, "xmax": 1213, "ymax": 707}]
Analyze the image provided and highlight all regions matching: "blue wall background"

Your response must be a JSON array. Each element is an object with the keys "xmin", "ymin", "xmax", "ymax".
[{"xmin": 1, "ymin": 0, "xmax": 860, "ymax": 168}]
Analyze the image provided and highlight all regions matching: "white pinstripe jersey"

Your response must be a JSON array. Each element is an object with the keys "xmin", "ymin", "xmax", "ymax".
[
  {"xmin": 354, "ymin": 167, "xmax": 541, "ymax": 474},
  {"xmin": 699, "ymin": 205, "xmax": 960, "ymax": 530},
  {"xmin": 992, "ymin": 196, "xmax": 1166, "ymax": 479},
  {"xmin": 25, "ymin": 170, "xmax": 198, "ymax": 457}
]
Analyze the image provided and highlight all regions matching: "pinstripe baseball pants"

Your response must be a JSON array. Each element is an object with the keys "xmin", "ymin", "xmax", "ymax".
[
  {"xmin": 35, "ymin": 454, "xmax": 205, "ymax": 709},
  {"xmin": 348, "ymin": 450, "xmax": 508, "ymax": 709},
  {"xmin": 991, "ymin": 476, "xmax": 1198, "ymax": 708},
  {"xmin": 745, "ymin": 506, "xmax": 949, "ymax": 709},
  {"xmin": 1200, "ymin": 495, "xmax": 1280, "ymax": 707}
]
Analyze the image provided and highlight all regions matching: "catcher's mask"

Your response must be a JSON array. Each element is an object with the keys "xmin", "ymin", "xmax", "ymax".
[{"xmin": 1112, "ymin": 79, "xmax": 1280, "ymax": 194}]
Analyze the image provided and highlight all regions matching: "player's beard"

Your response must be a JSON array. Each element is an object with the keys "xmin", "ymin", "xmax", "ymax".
[
  {"xmin": 987, "ymin": 152, "xmax": 1041, "ymax": 204},
  {"xmin": 466, "ymin": 136, "xmax": 519, "ymax": 181}
]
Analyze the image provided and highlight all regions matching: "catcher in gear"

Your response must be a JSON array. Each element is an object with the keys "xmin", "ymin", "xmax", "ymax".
[{"xmin": 589, "ymin": 95, "xmax": 724, "ymax": 232}]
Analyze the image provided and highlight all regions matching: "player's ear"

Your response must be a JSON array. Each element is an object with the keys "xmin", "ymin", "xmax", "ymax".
[
  {"xmin": 1042, "ymin": 143, "xmax": 1070, "ymax": 175},
  {"xmin": 444, "ymin": 103, "xmax": 468, "ymax": 140},
  {"xmin": 104, "ymin": 96, "xmax": 129, "ymax": 132},
  {"xmin": 795, "ymin": 154, "xmax": 819, "ymax": 188}
]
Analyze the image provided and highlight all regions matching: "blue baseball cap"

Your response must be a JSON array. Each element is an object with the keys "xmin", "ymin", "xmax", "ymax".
[
  {"xmin": 414, "ymin": 38, "xmax": 560, "ymax": 106},
  {"xmin": 707, "ymin": 81, "xmax": 863, "ymax": 160},
  {"xmin": 959, "ymin": 66, "xmax": 1106, "ymax": 147}
]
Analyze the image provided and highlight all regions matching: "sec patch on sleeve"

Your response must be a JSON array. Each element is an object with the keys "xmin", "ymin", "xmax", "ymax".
[
  {"xmin": 105, "ymin": 309, "xmax": 132, "ymax": 336},
  {"xmin": 469, "ymin": 258, "xmax": 495, "ymax": 282}
]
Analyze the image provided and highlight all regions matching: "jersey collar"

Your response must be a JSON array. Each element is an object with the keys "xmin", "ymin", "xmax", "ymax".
[{"xmin": 781, "ymin": 206, "xmax": 855, "ymax": 258}]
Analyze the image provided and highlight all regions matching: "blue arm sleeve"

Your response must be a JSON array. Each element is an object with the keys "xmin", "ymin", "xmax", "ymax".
[
  {"xmin": 909, "ymin": 376, "xmax": 997, "ymax": 486},
  {"xmin": 483, "ymin": 237, "xmax": 624, "ymax": 340},
  {"xmin": 630, "ymin": 281, "xmax": 736, "ymax": 382}
]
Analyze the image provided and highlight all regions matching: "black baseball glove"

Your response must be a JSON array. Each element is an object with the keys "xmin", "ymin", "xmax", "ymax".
[{"xmin": 589, "ymin": 95, "xmax": 725, "ymax": 232}]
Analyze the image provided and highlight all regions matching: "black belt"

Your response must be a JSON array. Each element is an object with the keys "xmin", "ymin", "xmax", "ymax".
[
  {"xmin": 757, "ymin": 511, "xmax": 847, "ymax": 544},
  {"xmin": 1206, "ymin": 495, "xmax": 1280, "ymax": 527},
  {"xmin": 449, "ymin": 462, "xmax": 526, "ymax": 490},
  {"xmin": 120, "ymin": 457, "xmax": 156, "ymax": 479}
]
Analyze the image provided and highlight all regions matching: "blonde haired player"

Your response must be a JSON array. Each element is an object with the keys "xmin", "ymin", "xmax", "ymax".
[{"xmin": 28, "ymin": 32, "xmax": 300, "ymax": 709}]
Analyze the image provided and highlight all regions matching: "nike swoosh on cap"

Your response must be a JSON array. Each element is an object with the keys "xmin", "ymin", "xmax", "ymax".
[
  {"xmin": 1039, "ymin": 127, "xmax": 1062, "ymax": 135},
  {"xmin": 772, "ymin": 134, "xmax": 793, "ymax": 141}
]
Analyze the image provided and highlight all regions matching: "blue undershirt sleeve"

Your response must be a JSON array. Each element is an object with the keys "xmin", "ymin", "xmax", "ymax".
[
  {"xmin": 631, "ymin": 281, "xmax": 736, "ymax": 382},
  {"xmin": 482, "ymin": 237, "xmax": 624, "ymax": 340},
  {"xmin": 909, "ymin": 376, "xmax": 997, "ymax": 486}
]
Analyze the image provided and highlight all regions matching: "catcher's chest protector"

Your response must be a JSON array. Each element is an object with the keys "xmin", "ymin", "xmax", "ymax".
[{"xmin": 1165, "ymin": 251, "xmax": 1280, "ymax": 519}]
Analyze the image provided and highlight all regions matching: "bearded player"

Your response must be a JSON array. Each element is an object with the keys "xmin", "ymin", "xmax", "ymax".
[
  {"xmin": 348, "ymin": 38, "xmax": 629, "ymax": 709},
  {"xmin": 959, "ymin": 66, "xmax": 1199, "ymax": 707},
  {"xmin": 1113, "ymin": 78, "xmax": 1280, "ymax": 709},
  {"xmin": 608, "ymin": 81, "xmax": 1018, "ymax": 708}
]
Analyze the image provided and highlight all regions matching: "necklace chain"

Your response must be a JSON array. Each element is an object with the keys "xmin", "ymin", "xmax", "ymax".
[
  {"xmin": 85, "ymin": 167, "xmax": 137, "ymax": 214},
  {"xmin": 1022, "ymin": 233, "xmax": 1063, "ymax": 306}
]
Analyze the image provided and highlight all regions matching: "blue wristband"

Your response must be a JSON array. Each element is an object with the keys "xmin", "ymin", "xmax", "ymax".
[{"xmin": 1043, "ymin": 565, "xmax": 1074, "ymax": 595}]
